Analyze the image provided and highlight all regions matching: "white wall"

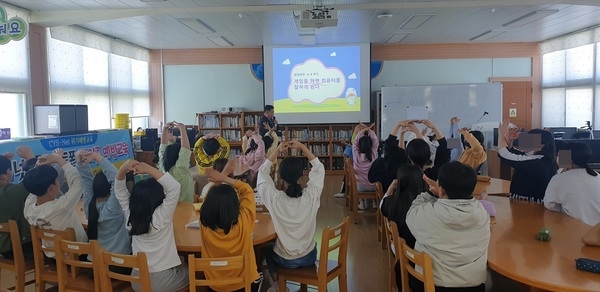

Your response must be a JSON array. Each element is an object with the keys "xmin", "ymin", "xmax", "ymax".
[
  {"xmin": 163, "ymin": 57, "xmax": 532, "ymax": 124},
  {"xmin": 371, "ymin": 57, "xmax": 531, "ymax": 90},
  {"xmin": 164, "ymin": 64, "xmax": 264, "ymax": 125}
]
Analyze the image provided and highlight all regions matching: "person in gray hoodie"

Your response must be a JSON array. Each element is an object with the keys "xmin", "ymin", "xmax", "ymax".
[{"xmin": 406, "ymin": 161, "xmax": 490, "ymax": 292}]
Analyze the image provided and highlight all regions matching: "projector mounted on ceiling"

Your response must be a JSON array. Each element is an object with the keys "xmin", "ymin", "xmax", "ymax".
[{"xmin": 300, "ymin": 6, "xmax": 338, "ymax": 28}]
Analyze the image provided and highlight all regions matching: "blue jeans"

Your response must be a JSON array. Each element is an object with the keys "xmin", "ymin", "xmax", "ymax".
[{"xmin": 263, "ymin": 243, "xmax": 317, "ymax": 275}]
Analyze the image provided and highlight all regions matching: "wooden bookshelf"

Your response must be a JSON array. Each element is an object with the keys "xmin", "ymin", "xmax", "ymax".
[
  {"xmin": 196, "ymin": 111, "xmax": 263, "ymax": 158},
  {"xmin": 280, "ymin": 124, "xmax": 354, "ymax": 174}
]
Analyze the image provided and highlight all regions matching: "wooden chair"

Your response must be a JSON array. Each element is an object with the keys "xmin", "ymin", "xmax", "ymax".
[
  {"xmin": 384, "ymin": 219, "xmax": 404, "ymax": 292},
  {"xmin": 187, "ymin": 253, "xmax": 252, "ymax": 292},
  {"xmin": 0, "ymin": 220, "xmax": 35, "ymax": 292},
  {"xmin": 344, "ymin": 157, "xmax": 377, "ymax": 224},
  {"xmin": 375, "ymin": 182, "xmax": 386, "ymax": 249},
  {"xmin": 278, "ymin": 217, "xmax": 350, "ymax": 292},
  {"xmin": 53, "ymin": 238, "xmax": 99, "ymax": 292},
  {"xmin": 342, "ymin": 155, "xmax": 351, "ymax": 209},
  {"xmin": 97, "ymin": 250, "xmax": 150, "ymax": 292},
  {"xmin": 399, "ymin": 237, "xmax": 435, "ymax": 292},
  {"xmin": 30, "ymin": 225, "xmax": 75, "ymax": 292}
]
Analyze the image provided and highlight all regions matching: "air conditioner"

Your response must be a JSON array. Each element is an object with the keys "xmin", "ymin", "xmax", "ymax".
[{"xmin": 300, "ymin": 10, "xmax": 338, "ymax": 28}]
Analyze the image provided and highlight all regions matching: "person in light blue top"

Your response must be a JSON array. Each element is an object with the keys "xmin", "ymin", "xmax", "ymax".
[
  {"xmin": 449, "ymin": 117, "xmax": 465, "ymax": 161},
  {"xmin": 76, "ymin": 150, "xmax": 132, "ymax": 274}
]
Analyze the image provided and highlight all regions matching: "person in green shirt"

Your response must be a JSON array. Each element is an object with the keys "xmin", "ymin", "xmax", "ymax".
[
  {"xmin": 0, "ymin": 148, "xmax": 34, "ymax": 260},
  {"xmin": 158, "ymin": 121, "xmax": 194, "ymax": 202}
]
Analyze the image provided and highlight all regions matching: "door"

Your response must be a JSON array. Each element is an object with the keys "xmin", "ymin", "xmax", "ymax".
[{"xmin": 501, "ymin": 81, "xmax": 532, "ymax": 130}]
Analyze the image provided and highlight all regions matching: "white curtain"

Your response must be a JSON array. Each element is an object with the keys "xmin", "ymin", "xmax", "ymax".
[
  {"xmin": 0, "ymin": 4, "xmax": 30, "ymax": 137},
  {"xmin": 47, "ymin": 26, "xmax": 150, "ymax": 130},
  {"xmin": 541, "ymin": 29, "xmax": 599, "ymax": 128}
]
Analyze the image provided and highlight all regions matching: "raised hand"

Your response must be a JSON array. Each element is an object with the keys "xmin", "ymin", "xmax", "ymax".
[
  {"xmin": 119, "ymin": 159, "xmax": 139, "ymax": 173},
  {"xmin": 3, "ymin": 152, "xmax": 14, "ymax": 160},
  {"xmin": 75, "ymin": 149, "xmax": 91, "ymax": 165},
  {"xmin": 36, "ymin": 153, "xmax": 66, "ymax": 166},
  {"xmin": 132, "ymin": 162, "xmax": 154, "ymax": 175},
  {"xmin": 53, "ymin": 148, "xmax": 64, "ymax": 158},
  {"xmin": 16, "ymin": 146, "xmax": 34, "ymax": 160},
  {"xmin": 262, "ymin": 122, "xmax": 272, "ymax": 131},
  {"xmin": 451, "ymin": 117, "xmax": 460, "ymax": 125},
  {"xmin": 423, "ymin": 175, "xmax": 440, "ymax": 197},
  {"xmin": 205, "ymin": 167, "xmax": 229, "ymax": 184},
  {"xmin": 421, "ymin": 120, "xmax": 435, "ymax": 129},
  {"xmin": 288, "ymin": 140, "xmax": 305, "ymax": 149}
]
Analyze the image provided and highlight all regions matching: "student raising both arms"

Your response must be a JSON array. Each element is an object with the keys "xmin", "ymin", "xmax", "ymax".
[
  {"xmin": 159, "ymin": 121, "xmax": 195, "ymax": 202},
  {"xmin": 200, "ymin": 167, "xmax": 263, "ymax": 292},
  {"xmin": 257, "ymin": 140, "xmax": 325, "ymax": 292},
  {"xmin": 23, "ymin": 149, "xmax": 87, "ymax": 257},
  {"xmin": 115, "ymin": 160, "xmax": 188, "ymax": 292},
  {"xmin": 76, "ymin": 150, "xmax": 131, "ymax": 268}
]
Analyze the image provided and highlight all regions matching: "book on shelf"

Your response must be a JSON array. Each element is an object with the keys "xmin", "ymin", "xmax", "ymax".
[
  {"xmin": 332, "ymin": 157, "xmax": 344, "ymax": 170},
  {"xmin": 200, "ymin": 115, "xmax": 219, "ymax": 128},
  {"xmin": 310, "ymin": 144, "xmax": 329, "ymax": 156},
  {"xmin": 309, "ymin": 130, "xmax": 330, "ymax": 141},
  {"xmin": 221, "ymin": 129, "xmax": 241, "ymax": 141},
  {"xmin": 332, "ymin": 129, "xmax": 352, "ymax": 141},
  {"xmin": 222, "ymin": 116, "xmax": 240, "ymax": 128},
  {"xmin": 229, "ymin": 148, "xmax": 241, "ymax": 158},
  {"xmin": 244, "ymin": 114, "xmax": 263, "ymax": 127}
]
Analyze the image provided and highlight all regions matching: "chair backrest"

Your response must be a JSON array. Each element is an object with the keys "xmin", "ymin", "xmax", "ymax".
[
  {"xmin": 55, "ymin": 238, "xmax": 101, "ymax": 291},
  {"xmin": 0, "ymin": 220, "xmax": 26, "ymax": 270},
  {"xmin": 317, "ymin": 217, "xmax": 350, "ymax": 279},
  {"xmin": 399, "ymin": 239, "xmax": 435, "ymax": 292},
  {"xmin": 187, "ymin": 253, "xmax": 251, "ymax": 292},
  {"xmin": 375, "ymin": 181, "xmax": 384, "ymax": 201},
  {"xmin": 98, "ymin": 250, "xmax": 151, "ymax": 292},
  {"xmin": 30, "ymin": 225, "xmax": 75, "ymax": 279},
  {"xmin": 343, "ymin": 157, "xmax": 357, "ymax": 193},
  {"xmin": 383, "ymin": 218, "xmax": 398, "ymax": 291}
]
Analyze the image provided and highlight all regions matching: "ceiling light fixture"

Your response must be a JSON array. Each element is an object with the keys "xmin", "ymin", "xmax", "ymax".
[
  {"xmin": 378, "ymin": 13, "xmax": 393, "ymax": 19},
  {"xmin": 469, "ymin": 30, "xmax": 508, "ymax": 41},
  {"xmin": 386, "ymin": 32, "xmax": 411, "ymax": 43},
  {"xmin": 399, "ymin": 14, "xmax": 434, "ymax": 29},
  {"xmin": 178, "ymin": 18, "xmax": 215, "ymax": 34},
  {"xmin": 208, "ymin": 36, "xmax": 233, "ymax": 47},
  {"xmin": 503, "ymin": 10, "xmax": 559, "ymax": 27}
]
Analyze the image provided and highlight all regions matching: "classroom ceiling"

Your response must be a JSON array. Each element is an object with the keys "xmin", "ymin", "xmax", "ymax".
[{"xmin": 5, "ymin": 0, "xmax": 600, "ymax": 49}]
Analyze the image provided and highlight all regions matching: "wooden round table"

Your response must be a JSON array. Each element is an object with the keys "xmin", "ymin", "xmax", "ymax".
[
  {"xmin": 473, "ymin": 178, "xmax": 511, "ymax": 197},
  {"xmin": 173, "ymin": 203, "xmax": 276, "ymax": 253},
  {"xmin": 487, "ymin": 196, "xmax": 600, "ymax": 291},
  {"xmin": 78, "ymin": 201, "xmax": 276, "ymax": 253}
]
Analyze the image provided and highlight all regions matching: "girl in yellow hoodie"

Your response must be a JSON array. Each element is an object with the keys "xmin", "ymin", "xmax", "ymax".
[{"xmin": 199, "ymin": 167, "xmax": 261, "ymax": 291}]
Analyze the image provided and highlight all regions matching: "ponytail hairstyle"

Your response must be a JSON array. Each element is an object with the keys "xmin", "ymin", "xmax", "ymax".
[
  {"xmin": 128, "ymin": 178, "xmax": 165, "ymax": 236},
  {"xmin": 279, "ymin": 157, "xmax": 304, "ymax": 198},
  {"xmin": 162, "ymin": 143, "xmax": 181, "ymax": 172},
  {"xmin": 358, "ymin": 131, "xmax": 374, "ymax": 162},
  {"xmin": 245, "ymin": 139, "xmax": 258, "ymax": 155},
  {"xmin": 568, "ymin": 142, "xmax": 597, "ymax": 176},
  {"xmin": 212, "ymin": 158, "xmax": 229, "ymax": 172},
  {"xmin": 86, "ymin": 171, "xmax": 112, "ymax": 240}
]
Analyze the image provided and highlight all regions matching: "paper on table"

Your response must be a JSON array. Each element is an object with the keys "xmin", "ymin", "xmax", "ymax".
[
  {"xmin": 407, "ymin": 106, "xmax": 428, "ymax": 120},
  {"xmin": 185, "ymin": 220, "xmax": 200, "ymax": 228}
]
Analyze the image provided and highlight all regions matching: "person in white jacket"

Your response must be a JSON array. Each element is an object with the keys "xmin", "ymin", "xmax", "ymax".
[
  {"xmin": 406, "ymin": 161, "xmax": 490, "ymax": 292},
  {"xmin": 257, "ymin": 140, "xmax": 325, "ymax": 292}
]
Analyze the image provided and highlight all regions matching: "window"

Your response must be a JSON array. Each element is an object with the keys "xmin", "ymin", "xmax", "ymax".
[
  {"xmin": 541, "ymin": 31, "xmax": 599, "ymax": 128},
  {"xmin": 0, "ymin": 6, "xmax": 30, "ymax": 136},
  {"xmin": 0, "ymin": 93, "xmax": 28, "ymax": 137},
  {"xmin": 47, "ymin": 27, "xmax": 150, "ymax": 131}
]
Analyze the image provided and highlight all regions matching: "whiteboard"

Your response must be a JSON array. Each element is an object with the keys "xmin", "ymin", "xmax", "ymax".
[{"xmin": 380, "ymin": 84, "xmax": 502, "ymax": 140}]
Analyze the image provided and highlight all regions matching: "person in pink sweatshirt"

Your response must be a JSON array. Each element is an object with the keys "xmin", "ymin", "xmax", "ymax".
[
  {"xmin": 352, "ymin": 123, "xmax": 379, "ymax": 209},
  {"xmin": 239, "ymin": 128, "xmax": 273, "ymax": 187}
]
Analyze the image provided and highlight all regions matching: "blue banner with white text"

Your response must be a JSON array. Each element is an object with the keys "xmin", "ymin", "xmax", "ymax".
[{"xmin": 0, "ymin": 130, "xmax": 133, "ymax": 183}]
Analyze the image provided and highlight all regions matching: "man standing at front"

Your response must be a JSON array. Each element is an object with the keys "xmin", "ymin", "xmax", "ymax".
[{"xmin": 259, "ymin": 105, "xmax": 279, "ymax": 137}]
